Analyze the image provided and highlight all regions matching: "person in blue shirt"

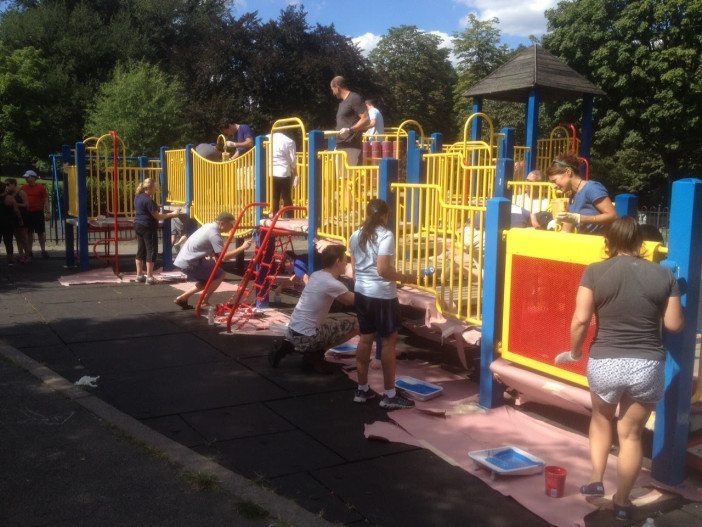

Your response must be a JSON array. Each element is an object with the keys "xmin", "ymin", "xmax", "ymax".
[
  {"xmin": 547, "ymin": 153, "xmax": 617, "ymax": 234},
  {"xmin": 133, "ymin": 178, "xmax": 181, "ymax": 284},
  {"xmin": 219, "ymin": 118, "xmax": 254, "ymax": 160}
]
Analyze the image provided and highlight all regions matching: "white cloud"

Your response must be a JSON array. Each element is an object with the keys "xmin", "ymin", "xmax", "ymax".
[
  {"xmin": 456, "ymin": 0, "xmax": 557, "ymax": 37},
  {"xmin": 352, "ymin": 32, "xmax": 382, "ymax": 57}
]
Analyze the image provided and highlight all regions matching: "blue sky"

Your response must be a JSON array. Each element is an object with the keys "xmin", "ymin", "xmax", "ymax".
[{"xmin": 233, "ymin": 0, "xmax": 558, "ymax": 56}]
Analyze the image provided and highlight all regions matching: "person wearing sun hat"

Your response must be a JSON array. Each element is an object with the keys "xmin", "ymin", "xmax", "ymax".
[{"xmin": 21, "ymin": 170, "xmax": 49, "ymax": 259}]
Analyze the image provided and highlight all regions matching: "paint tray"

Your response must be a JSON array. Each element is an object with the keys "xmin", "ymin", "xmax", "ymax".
[
  {"xmin": 328, "ymin": 342, "xmax": 357, "ymax": 357},
  {"xmin": 468, "ymin": 446, "xmax": 544, "ymax": 478},
  {"xmin": 395, "ymin": 376, "xmax": 443, "ymax": 401}
]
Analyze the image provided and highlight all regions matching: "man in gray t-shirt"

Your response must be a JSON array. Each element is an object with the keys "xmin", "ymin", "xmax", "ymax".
[
  {"xmin": 330, "ymin": 76, "xmax": 369, "ymax": 166},
  {"xmin": 173, "ymin": 212, "xmax": 252, "ymax": 309}
]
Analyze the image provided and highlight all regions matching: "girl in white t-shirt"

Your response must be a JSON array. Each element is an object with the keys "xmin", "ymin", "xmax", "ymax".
[{"xmin": 349, "ymin": 199, "xmax": 414, "ymax": 410}]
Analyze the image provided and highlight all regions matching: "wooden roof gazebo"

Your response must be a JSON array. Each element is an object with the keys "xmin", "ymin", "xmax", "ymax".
[{"xmin": 465, "ymin": 44, "xmax": 606, "ymax": 172}]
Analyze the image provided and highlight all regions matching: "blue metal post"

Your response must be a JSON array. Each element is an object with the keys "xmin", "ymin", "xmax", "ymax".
[
  {"xmin": 254, "ymin": 135, "xmax": 270, "ymax": 307},
  {"xmin": 184, "ymin": 144, "xmax": 193, "ymax": 215},
  {"xmin": 430, "ymin": 132, "xmax": 443, "ymax": 154},
  {"xmin": 495, "ymin": 128, "xmax": 515, "ymax": 199},
  {"xmin": 138, "ymin": 156, "xmax": 148, "ymax": 182},
  {"xmin": 61, "ymin": 144, "xmax": 74, "ymax": 267},
  {"xmin": 479, "ymin": 197, "xmax": 511, "ymax": 408},
  {"xmin": 525, "ymin": 89, "xmax": 540, "ymax": 173},
  {"xmin": 307, "ymin": 131, "xmax": 323, "ymax": 274},
  {"xmin": 160, "ymin": 146, "xmax": 173, "ymax": 271},
  {"xmin": 378, "ymin": 158, "xmax": 399, "ymax": 233},
  {"xmin": 471, "ymin": 97, "xmax": 483, "ymax": 141},
  {"xmin": 652, "ymin": 178, "xmax": 702, "ymax": 484},
  {"xmin": 327, "ymin": 136, "xmax": 337, "ymax": 151},
  {"xmin": 75, "ymin": 141, "xmax": 89, "ymax": 271},
  {"xmin": 581, "ymin": 95, "xmax": 594, "ymax": 160},
  {"xmin": 406, "ymin": 130, "xmax": 421, "ymax": 184},
  {"xmin": 614, "ymin": 193, "xmax": 638, "ymax": 219}
]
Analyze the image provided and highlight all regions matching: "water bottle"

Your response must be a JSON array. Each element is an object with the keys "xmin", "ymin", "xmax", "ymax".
[
  {"xmin": 207, "ymin": 305, "xmax": 215, "ymax": 325},
  {"xmin": 272, "ymin": 288, "xmax": 282, "ymax": 303}
]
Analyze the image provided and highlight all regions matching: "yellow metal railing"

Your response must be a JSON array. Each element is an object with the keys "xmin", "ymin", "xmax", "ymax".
[
  {"xmin": 424, "ymin": 145, "xmax": 495, "ymax": 206},
  {"xmin": 508, "ymin": 181, "xmax": 558, "ymax": 214},
  {"xmin": 317, "ymin": 150, "xmax": 379, "ymax": 247},
  {"xmin": 393, "ymin": 182, "xmax": 486, "ymax": 325},
  {"xmin": 191, "ymin": 147, "xmax": 256, "ymax": 233},
  {"xmin": 166, "ymin": 148, "xmax": 187, "ymax": 205},
  {"xmin": 266, "ymin": 118, "xmax": 308, "ymax": 219},
  {"xmin": 66, "ymin": 164, "xmax": 78, "ymax": 217},
  {"xmin": 536, "ymin": 125, "xmax": 580, "ymax": 174}
]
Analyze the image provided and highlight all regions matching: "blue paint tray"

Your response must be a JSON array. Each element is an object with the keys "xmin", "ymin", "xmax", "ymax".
[
  {"xmin": 328, "ymin": 343, "xmax": 357, "ymax": 356},
  {"xmin": 468, "ymin": 446, "xmax": 544, "ymax": 478},
  {"xmin": 395, "ymin": 376, "xmax": 443, "ymax": 401}
]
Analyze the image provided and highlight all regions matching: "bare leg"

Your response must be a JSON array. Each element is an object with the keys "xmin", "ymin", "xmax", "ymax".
[
  {"xmin": 135, "ymin": 259, "xmax": 144, "ymax": 277},
  {"xmin": 614, "ymin": 397, "xmax": 653, "ymax": 506},
  {"xmin": 200, "ymin": 275, "xmax": 224, "ymax": 305},
  {"xmin": 356, "ymin": 333, "xmax": 375, "ymax": 386},
  {"xmin": 380, "ymin": 332, "xmax": 398, "ymax": 391},
  {"xmin": 176, "ymin": 283, "xmax": 203, "ymax": 304},
  {"xmin": 589, "ymin": 393, "xmax": 616, "ymax": 484},
  {"xmin": 146, "ymin": 261, "xmax": 155, "ymax": 278},
  {"xmin": 38, "ymin": 232, "xmax": 46, "ymax": 252}
]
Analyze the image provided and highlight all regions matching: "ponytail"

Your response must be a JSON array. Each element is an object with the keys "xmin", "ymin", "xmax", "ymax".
[
  {"xmin": 359, "ymin": 198, "xmax": 389, "ymax": 251},
  {"xmin": 136, "ymin": 177, "xmax": 154, "ymax": 195}
]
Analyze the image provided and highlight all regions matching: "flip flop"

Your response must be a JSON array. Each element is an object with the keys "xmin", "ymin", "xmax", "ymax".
[
  {"xmin": 613, "ymin": 500, "xmax": 634, "ymax": 521},
  {"xmin": 174, "ymin": 299, "xmax": 193, "ymax": 310},
  {"xmin": 580, "ymin": 482, "xmax": 605, "ymax": 496}
]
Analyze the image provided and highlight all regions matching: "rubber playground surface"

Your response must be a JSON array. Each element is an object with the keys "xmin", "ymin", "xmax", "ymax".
[{"xmin": 3, "ymin": 250, "xmax": 702, "ymax": 527}]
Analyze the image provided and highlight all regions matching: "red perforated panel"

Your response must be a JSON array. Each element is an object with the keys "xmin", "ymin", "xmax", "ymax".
[{"xmin": 507, "ymin": 255, "xmax": 596, "ymax": 377}]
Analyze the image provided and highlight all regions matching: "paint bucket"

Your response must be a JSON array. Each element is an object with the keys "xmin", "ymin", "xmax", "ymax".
[
  {"xmin": 362, "ymin": 141, "xmax": 372, "ymax": 161},
  {"xmin": 544, "ymin": 466, "xmax": 567, "ymax": 498},
  {"xmin": 381, "ymin": 140, "xmax": 394, "ymax": 159},
  {"xmin": 371, "ymin": 140, "xmax": 382, "ymax": 159}
]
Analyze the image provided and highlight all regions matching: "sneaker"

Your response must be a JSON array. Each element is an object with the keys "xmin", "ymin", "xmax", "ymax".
[
  {"xmin": 268, "ymin": 338, "xmax": 295, "ymax": 368},
  {"xmin": 145, "ymin": 276, "xmax": 156, "ymax": 285},
  {"xmin": 135, "ymin": 275, "xmax": 146, "ymax": 283},
  {"xmin": 353, "ymin": 388, "xmax": 377, "ymax": 403},
  {"xmin": 380, "ymin": 393, "xmax": 415, "ymax": 410}
]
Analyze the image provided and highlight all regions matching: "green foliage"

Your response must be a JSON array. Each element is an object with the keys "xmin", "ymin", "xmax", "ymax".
[
  {"xmin": 543, "ymin": 0, "xmax": 702, "ymax": 202},
  {"xmin": 85, "ymin": 61, "xmax": 190, "ymax": 156},
  {"xmin": 369, "ymin": 26, "xmax": 456, "ymax": 137}
]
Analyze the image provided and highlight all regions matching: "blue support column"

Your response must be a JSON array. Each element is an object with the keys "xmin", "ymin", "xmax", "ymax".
[
  {"xmin": 471, "ymin": 97, "xmax": 483, "ymax": 141},
  {"xmin": 307, "ymin": 131, "xmax": 323, "ymax": 274},
  {"xmin": 75, "ymin": 141, "xmax": 89, "ymax": 271},
  {"xmin": 138, "ymin": 156, "xmax": 148, "ymax": 182},
  {"xmin": 495, "ymin": 128, "xmax": 515, "ymax": 199},
  {"xmin": 61, "ymin": 144, "xmax": 74, "ymax": 267},
  {"xmin": 430, "ymin": 132, "xmax": 443, "ymax": 154},
  {"xmin": 406, "ymin": 130, "xmax": 421, "ymax": 184},
  {"xmin": 160, "ymin": 146, "xmax": 173, "ymax": 271},
  {"xmin": 254, "ymin": 135, "xmax": 267, "ymax": 226},
  {"xmin": 327, "ymin": 136, "xmax": 337, "ymax": 151},
  {"xmin": 525, "ymin": 89, "xmax": 540, "ymax": 173},
  {"xmin": 581, "ymin": 95, "xmax": 594, "ymax": 160},
  {"xmin": 184, "ymin": 144, "xmax": 193, "ymax": 215},
  {"xmin": 378, "ymin": 158, "xmax": 399, "ymax": 233},
  {"xmin": 652, "ymin": 178, "xmax": 702, "ymax": 485},
  {"xmin": 479, "ymin": 197, "xmax": 511, "ymax": 408},
  {"xmin": 614, "ymin": 193, "xmax": 638, "ymax": 219}
]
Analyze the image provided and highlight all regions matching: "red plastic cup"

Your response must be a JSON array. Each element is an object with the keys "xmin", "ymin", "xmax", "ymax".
[{"xmin": 544, "ymin": 466, "xmax": 567, "ymax": 498}]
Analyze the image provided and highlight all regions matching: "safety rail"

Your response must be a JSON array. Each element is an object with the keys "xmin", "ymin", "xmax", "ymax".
[
  {"xmin": 190, "ymin": 147, "xmax": 256, "ymax": 234},
  {"xmin": 316, "ymin": 150, "xmax": 379, "ymax": 246},
  {"xmin": 424, "ymin": 146, "xmax": 495, "ymax": 205},
  {"xmin": 536, "ymin": 125, "xmax": 580, "ymax": 174},
  {"xmin": 393, "ymin": 182, "xmax": 486, "ymax": 326},
  {"xmin": 266, "ymin": 118, "xmax": 308, "ymax": 219},
  {"xmin": 507, "ymin": 181, "xmax": 558, "ymax": 214},
  {"xmin": 165, "ymin": 148, "xmax": 187, "ymax": 205}
]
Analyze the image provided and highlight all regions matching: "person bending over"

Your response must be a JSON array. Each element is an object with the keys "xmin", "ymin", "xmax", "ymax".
[
  {"xmin": 173, "ymin": 212, "xmax": 252, "ymax": 309},
  {"xmin": 268, "ymin": 244, "xmax": 357, "ymax": 371}
]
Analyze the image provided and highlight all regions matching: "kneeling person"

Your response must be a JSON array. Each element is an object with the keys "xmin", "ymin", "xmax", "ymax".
[
  {"xmin": 173, "ymin": 212, "xmax": 252, "ymax": 309},
  {"xmin": 269, "ymin": 245, "xmax": 357, "ymax": 369}
]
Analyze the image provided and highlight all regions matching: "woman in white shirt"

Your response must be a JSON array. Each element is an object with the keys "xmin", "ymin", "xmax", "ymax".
[{"xmin": 349, "ymin": 199, "xmax": 414, "ymax": 410}]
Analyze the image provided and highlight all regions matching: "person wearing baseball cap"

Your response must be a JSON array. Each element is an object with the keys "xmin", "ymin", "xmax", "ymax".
[{"xmin": 21, "ymin": 170, "xmax": 49, "ymax": 259}]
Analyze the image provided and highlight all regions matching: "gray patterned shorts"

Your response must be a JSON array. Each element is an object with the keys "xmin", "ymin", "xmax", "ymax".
[
  {"xmin": 587, "ymin": 357, "xmax": 665, "ymax": 405},
  {"xmin": 286, "ymin": 313, "xmax": 358, "ymax": 354}
]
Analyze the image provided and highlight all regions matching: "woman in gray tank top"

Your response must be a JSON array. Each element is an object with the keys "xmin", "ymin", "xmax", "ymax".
[{"xmin": 556, "ymin": 217, "xmax": 683, "ymax": 520}]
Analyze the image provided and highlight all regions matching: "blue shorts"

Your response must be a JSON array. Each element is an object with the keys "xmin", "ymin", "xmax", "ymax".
[
  {"xmin": 354, "ymin": 293, "xmax": 400, "ymax": 337},
  {"xmin": 180, "ymin": 259, "xmax": 222, "ymax": 283}
]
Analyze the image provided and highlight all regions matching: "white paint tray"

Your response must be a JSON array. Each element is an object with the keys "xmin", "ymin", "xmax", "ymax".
[
  {"xmin": 395, "ymin": 376, "xmax": 443, "ymax": 401},
  {"xmin": 468, "ymin": 446, "xmax": 545, "ymax": 478}
]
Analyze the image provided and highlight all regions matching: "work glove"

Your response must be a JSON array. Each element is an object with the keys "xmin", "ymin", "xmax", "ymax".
[
  {"xmin": 338, "ymin": 127, "xmax": 351, "ymax": 140},
  {"xmin": 556, "ymin": 212, "xmax": 581, "ymax": 224},
  {"xmin": 225, "ymin": 140, "xmax": 237, "ymax": 148},
  {"xmin": 554, "ymin": 351, "xmax": 582, "ymax": 364},
  {"xmin": 292, "ymin": 176, "xmax": 299, "ymax": 188}
]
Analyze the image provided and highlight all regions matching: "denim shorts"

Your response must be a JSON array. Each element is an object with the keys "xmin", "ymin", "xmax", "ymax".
[{"xmin": 180, "ymin": 259, "xmax": 222, "ymax": 283}]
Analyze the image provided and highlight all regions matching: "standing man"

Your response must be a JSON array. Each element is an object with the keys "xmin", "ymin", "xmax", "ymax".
[
  {"xmin": 330, "ymin": 76, "xmax": 369, "ymax": 166},
  {"xmin": 219, "ymin": 118, "xmax": 254, "ymax": 160},
  {"xmin": 268, "ymin": 132, "xmax": 297, "ymax": 216},
  {"xmin": 20, "ymin": 170, "xmax": 49, "ymax": 259},
  {"xmin": 173, "ymin": 212, "xmax": 252, "ymax": 309},
  {"xmin": 365, "ymin": 99, "xmax": 384, "ymax": 141}
]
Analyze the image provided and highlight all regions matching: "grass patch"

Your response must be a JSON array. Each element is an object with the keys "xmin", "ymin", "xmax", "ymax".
[
  {"xmin": 103, "ymin": 422, "xmax": 170, "ymax": 463},
  {"xmin": 183, "ymin": 470, "xmax": 220, "ymax": 491},
  {"xmin": 235, "ymin": 499, "xmax": 270, "ymax": 521}
]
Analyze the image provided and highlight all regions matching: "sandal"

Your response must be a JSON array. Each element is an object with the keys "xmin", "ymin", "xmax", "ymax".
[
  {"xmin": 580, "ymin": 482, "xmax": 605, "ymax": 496},
  {"xmin": 613, "ymin": 500, "xmax": 634, "ymax": 521},
  {"xmin": 174, "ymin": 299, "xmax": 193, "ymax": 310}
]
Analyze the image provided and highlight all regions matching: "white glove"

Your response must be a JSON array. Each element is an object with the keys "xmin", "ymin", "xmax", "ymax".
[
  {"xmin": 556, "ymin": 212, "xmax": 581, "ymax": 224},
  {"xmin": 292, "ymin": 176, "xmax": 299, "ymax": 188},
  {"xmin": 338, "ymin": 127, "xmax": 351, "ymax": 140},
  {"xmin": 555, "ymin": 351, "xmax": 582, "ymax": 364},
  {"xmin": 225, "ymin": 140, "xmax": 237, "ymax": 148}
]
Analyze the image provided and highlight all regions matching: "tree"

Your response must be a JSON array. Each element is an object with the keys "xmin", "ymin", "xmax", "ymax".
[
  {"xmin": 369, "ymin": 26, "xmax": 457, "ymax": 137},
  {"xmin": 84, "ymin": 61, "xmax": 190, "ymax": 156},
  {"xmin": 544, "ymin": 0, "xmax": 702, "ymax": 203}
]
